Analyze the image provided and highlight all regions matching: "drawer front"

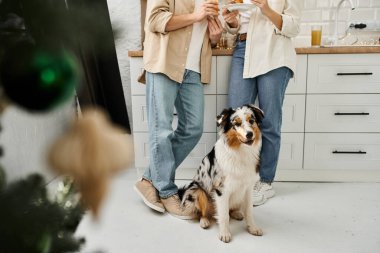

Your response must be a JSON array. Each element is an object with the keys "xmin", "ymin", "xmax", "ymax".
[
  {"xmin": 286, "ymin": 55, "xmax": 307, "ymax": 94},
  {"xmin": 304, "ymin": 133, "xmax": 380, "ymax": 170},
  {"xmin": 130, "ymin": 57, "xmax": 146, "ymax": 95},
  {"xmin": 305, "ymin": 94, "xmax": 380, "ymax": 133},
  {"xmin": 282, "ymin": 95, "xmax": 305, "ymax": 132},
  {"xmin": 307, "ymin": 54, "xmax": 380, "ymax": 94},
  {"xmin": 216, "ymin": 95, "xmax": 228, "ymax": 114},
  {"xmin": 203, "ymin": 56, "xmax": 217, "ymax": 94},
  {"xmin": 277, "ymin": 133, "xmax": 304, "ymax": 170},
  {"xmin": 132, "ymin": 95, "xmax": 217, "ymax": 133},
  {"xmin": 133, "ymin": 132, "xmax": 217, "ymax": 169},
  {"xmin": 216, "ymin": 56, "xmax": 232, "ymax": 95},
  {"xmin": 216, "ymin": 55, "xmax": 306, "ymax": 95},
  {"xmin": 130, "ymin": 57, "xmax": 217, "ymax": 95}
]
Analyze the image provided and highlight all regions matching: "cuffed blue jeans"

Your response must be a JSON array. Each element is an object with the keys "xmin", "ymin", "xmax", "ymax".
[
  {"xmin": 143, "ymin": 70, "xmax": 204, "ymax": 198},
  {"xmin": 228, "ymin": 41, "xmax": 293, "ymax": 183}
]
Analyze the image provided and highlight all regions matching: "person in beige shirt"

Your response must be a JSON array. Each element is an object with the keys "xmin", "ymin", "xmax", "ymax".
[
  {"xmin": 222, "ymin": 0, "xmax": 302, "ymax": 205},
  {"xmin": 135, "ymin": 0, "xmax": 223, "ymax": 219}
]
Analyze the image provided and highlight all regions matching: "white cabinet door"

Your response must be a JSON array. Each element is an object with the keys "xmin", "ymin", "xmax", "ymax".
[
  {"xmin": 307, "ymin": 54, "xmax": 380, "ymax": 94},
  {"xmin": 277, "ymin": 133, "xmax": 304, "ymax": 170},
  {"xmin": 304, "ymin": 133, "xmax": 380, "ymax": 170},
  {"xmin": 133, "ymin": 133, "xmax": 217, "ymax": 170},
  {"xmin": 132, "ymin": 95, "xmax": 217, "ymax": 133},
  {"xmin": 305, "ymin": 94, "xmax": 380, "ymax": 133}
]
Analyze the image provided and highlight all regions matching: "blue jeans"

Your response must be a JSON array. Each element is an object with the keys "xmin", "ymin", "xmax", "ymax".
[
  {"xmin": 228, "ymin": 41, "xmax": 293, "ymax": 183},
  {"xmin": 143, "ymin": 70, "xmax": 204, "ymax": 198}
]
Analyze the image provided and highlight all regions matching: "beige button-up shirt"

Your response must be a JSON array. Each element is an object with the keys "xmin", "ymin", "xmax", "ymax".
[
  {"xmin": 143, "ymin": 0, "xmax": 213, "ymax": 84},
  {"xmin": 226, "ymin": 0, "xmax": 302, "ymax": 78}
]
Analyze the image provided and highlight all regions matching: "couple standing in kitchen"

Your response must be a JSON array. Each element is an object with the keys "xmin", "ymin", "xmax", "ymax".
[{"xmin": 135, "ymin": 0, "xmax": 302, "ymax": 219}]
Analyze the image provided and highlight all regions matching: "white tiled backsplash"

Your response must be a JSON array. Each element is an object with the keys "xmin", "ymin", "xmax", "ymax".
[{"xmin": 295, "ymin": 0, "xmax": 380, "ymax": 47}]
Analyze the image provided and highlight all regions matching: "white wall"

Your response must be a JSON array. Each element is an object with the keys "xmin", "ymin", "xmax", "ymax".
[
  {"xmin": 0, "ymin": 101, "xmax": 75, "ymax": 182},
  {"xmin": 107, "ymin": 0, "xmax": 141, "ymax": 132},
  {"xmin": 296, "ymin": 0, "xmax": 380, "ymax": 46}
]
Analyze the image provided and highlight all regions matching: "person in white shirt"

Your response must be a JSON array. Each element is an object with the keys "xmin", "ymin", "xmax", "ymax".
[{"xmin": 222, "ymin": 0, "xmax": 302, "ymax": 205}]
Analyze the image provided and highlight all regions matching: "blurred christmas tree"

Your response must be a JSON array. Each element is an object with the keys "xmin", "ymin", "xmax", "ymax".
[
  {"xmin": 0, "ymin": 0, "xmax": 126, "ymax": 252},
  {"xmin": 0, "ymin": 173, "xmax": 85, "ymax": 253}
]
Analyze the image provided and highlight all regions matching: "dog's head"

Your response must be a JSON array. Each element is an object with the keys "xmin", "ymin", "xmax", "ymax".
[{"xmin": 216, "ymin": 104, "xmax": 264, "ymax": 148}]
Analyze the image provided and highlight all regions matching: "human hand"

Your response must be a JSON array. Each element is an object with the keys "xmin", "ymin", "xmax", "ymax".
[
  {"xmin": 194, "ymin": 1, "xmax": 220, "ymax": 22},
  {"xmin": 207, "ymin": 16, "xmax": 224, "ymax": 46},
  {"xmin": 251, "ymin": 0, "xmax": 272, "ymax": 16},
  {"xmin": 222, "ymin": 8, "xmax": 239, "ymax": 28}
]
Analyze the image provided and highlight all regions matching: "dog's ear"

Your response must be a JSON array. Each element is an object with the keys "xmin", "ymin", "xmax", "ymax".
[
  {"xmin": 216, "ymin": 108, "xmax": 234, "ymax": 127},
  {"xmin": 247, "ymin": 104, "xmax": 264, "ymax": 124}
]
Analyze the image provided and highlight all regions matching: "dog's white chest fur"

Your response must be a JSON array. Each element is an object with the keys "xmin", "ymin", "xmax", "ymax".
[{"xmin": 214, "ymin": 137, "xmax": 261, "ymax": 205}]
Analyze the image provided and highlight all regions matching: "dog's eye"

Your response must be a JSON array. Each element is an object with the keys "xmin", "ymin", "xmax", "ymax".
[
  {"xmin": 234, "ymin": 122, "xmax": 241, "ymax": 127},
  {"xmin": 249, "ymin": 119, "xmax": 255, "ymax": 124}
]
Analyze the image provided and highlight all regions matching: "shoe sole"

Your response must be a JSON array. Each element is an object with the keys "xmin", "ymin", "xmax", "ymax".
[
  {"xmin": 253, "ymin": 196, "xmax": 267, "ymax": 206},
  {"xmin": 167, "ymin": 212, "xmax": 194, "ymax": 220},
  {"xmin": 133, "ymin": 185, "xmax": 165, "ymax": 213}
]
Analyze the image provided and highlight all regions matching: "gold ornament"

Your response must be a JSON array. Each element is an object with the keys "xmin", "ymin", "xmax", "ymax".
[{"xmin": 48, "ymin": 107, "xmax": 133, "ymax": 217}]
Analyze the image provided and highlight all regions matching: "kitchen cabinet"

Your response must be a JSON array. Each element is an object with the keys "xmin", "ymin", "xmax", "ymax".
[
  {"xmin": 303, "ymin": 54, "xmax": 380, "ymax": 179},
  {"xmin": 129, "ymin": 52, "xmax": 380, "ymax": 182}
]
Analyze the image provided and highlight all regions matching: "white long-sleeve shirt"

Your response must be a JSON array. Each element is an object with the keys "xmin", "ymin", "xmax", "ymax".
[{"xmin": 225, "ymin": 0, "xmax": 302, "ymax": 78}]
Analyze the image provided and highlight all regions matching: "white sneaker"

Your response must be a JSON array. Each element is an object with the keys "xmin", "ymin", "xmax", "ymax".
[
  {"xmin": 252, "ymin": 191, "xmax": 267, "ymax": 206},
  {"xmin": 252, "ymin": 181, "xmax": 275, "ymax": 206}
]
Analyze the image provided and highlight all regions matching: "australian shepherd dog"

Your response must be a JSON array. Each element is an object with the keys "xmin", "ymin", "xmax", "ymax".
[{"xmin": 178, "ymin": 104, "xmax": 264, "ymax": 243}]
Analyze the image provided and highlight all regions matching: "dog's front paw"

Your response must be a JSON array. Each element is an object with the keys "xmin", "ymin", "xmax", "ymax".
[
  {"xmin": 219, "ymin": 231, "xmax": 232, "ymax": 243},
  {"xmin": 200, "ymin": 217, "xmax": 210, "ymax": 229},
  {"xmin": 247, "ymin": 226, "xmax": 263, "ymax": 236}
]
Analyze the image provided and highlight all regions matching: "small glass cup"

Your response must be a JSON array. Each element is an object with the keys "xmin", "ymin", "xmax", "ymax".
[
  {"xmin": 218, "ymin": 31, "xmax": 227, "ymax": 49},
  {"xmin": 311, "ymin": 25, "xmax": 322, "ymax": 47}
]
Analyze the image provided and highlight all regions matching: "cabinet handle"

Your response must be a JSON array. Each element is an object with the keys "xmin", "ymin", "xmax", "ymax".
[
  {"xmin": 332, "ymin": 150, "xmax": 367, "ymax": 154},
  {"xmin": 336, "ymin": 72, "xmax": 373, "ymax": 76},
  {"xmin": 334, "ymin": 112, "xmax": 370, "ymax": 116}
]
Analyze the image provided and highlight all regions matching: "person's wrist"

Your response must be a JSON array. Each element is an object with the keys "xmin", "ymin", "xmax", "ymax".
[
  {"xmin": 261, "ymin": 7, "xmax": 273, "ymax": 18},
  {"xmin": 192, "ymin": 12, "xmax": 201, "ymax": 23}
]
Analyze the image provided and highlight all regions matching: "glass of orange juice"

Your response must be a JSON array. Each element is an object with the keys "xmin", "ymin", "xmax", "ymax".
[{"xmin": 311, "ymin": 25, "xmax": 322, "ymax": 47}]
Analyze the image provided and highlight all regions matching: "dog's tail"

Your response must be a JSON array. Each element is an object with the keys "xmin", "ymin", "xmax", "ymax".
[
  {"xmin": 178, "ymin": 181, "xmax": 213, "ymax": 219},
  {"xmin": 178, "ymin": 181, "xmax": 199, "ymax": 207}
]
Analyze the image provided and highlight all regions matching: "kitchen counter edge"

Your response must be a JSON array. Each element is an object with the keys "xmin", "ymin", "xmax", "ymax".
[{"xmin": 128, "ymin": 47, "xmax": 380, "ymax": 57}]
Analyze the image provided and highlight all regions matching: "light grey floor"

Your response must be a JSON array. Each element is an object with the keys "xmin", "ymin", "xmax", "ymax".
[{"xmin": 76, "ymin": 168, "xmax": 380, "ymax": 253}]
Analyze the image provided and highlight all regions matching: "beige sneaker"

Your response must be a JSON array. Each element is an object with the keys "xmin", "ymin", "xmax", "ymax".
[
  {"xmin": 161, "ymin": 194, "xmax": 195, "ymax": 220},
  {"xmin": 134, "ymin": 179, "xmax": 165, "ymax": 213}
]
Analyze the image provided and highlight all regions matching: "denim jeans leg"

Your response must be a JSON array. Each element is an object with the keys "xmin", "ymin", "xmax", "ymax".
[
  {"xmin": 257, "ymin": 67, "xmax": 293, "ymax": 183},
  {"xmin": 171, "ymin": 70, "xmax": 204, "ymax": 176},
  {"xmin": 227, "ymin": 41, "xmax": 257, "ymax": 109},
  {"xmin": 143, "ymin": 71, "xmax": 179, "ymax": 198}
]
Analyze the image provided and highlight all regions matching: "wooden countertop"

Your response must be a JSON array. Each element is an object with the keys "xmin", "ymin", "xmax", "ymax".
[{"xmin": 128, "ymin": 46, "xmax": 380, "ymax": 57}]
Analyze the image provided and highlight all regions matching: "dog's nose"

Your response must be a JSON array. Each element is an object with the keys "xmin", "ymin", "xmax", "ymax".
[{"xmin": 246, "ymin": 132, "xmax": 253, "ymax": 139}]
